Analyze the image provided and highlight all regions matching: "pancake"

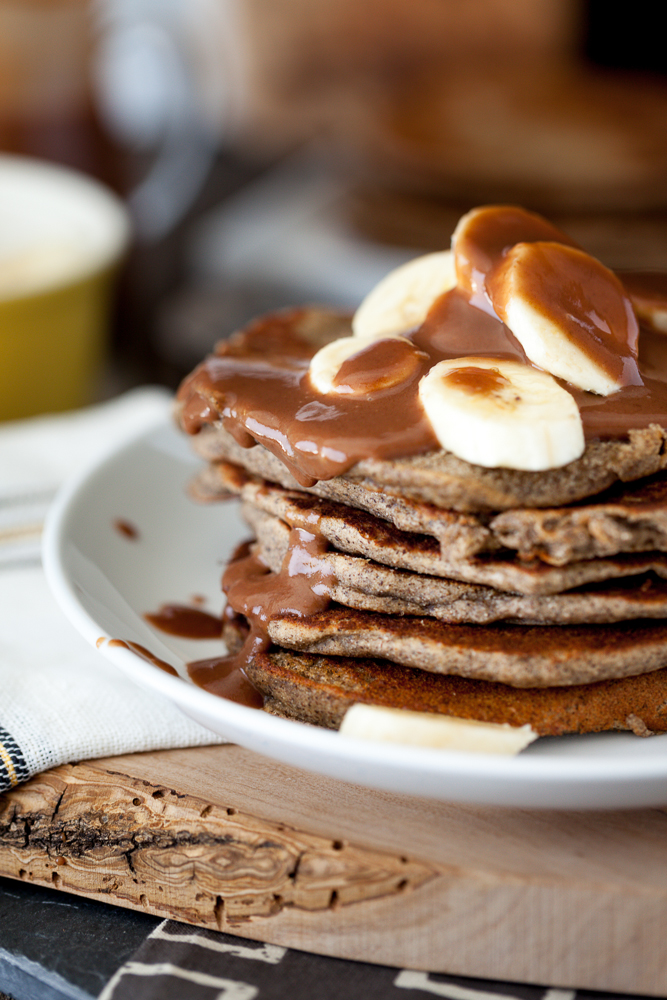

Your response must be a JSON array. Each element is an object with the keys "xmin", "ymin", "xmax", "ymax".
[
  {"xmin": 220, "ymin": 527, "xmax": 667, "ymax": 688},
  {"xmin": 224, "ymin": 616, "xmax": 667, "ymax": 737},
  {"xmin": 239, "ymin": 485, "xmax": 667, "ymax": 598},
  {"xmin": 197, "ymin": 458, "xmax": 667, "ymax": 595},
  {"xmin": 256, "ymin": 650, "xmax": 667, "ymax": 738},
  {"xmin": 177, "ymin": 296, "xmax": 667, "ymax": 514},
  {"xmin": 246, "ymin": 506, "xmax": 667, "ymax": 625},
  {"xmin": 194, "ymin": 453, "xmax": 667, "ymax": 568},
  {"xmin": 192, "ymin": 458, "xmax": 497, "ymax": 562},
  {"xmin": 492, "ymin": 473, "xmax": 667, "ymax": 566},
  {"xmin": 264, "ymin": 606, "xmax": 667, "ymax": 689},
  {"xmin": 190, "ymin": 414, "xmax": 667, "ymax": 515}
]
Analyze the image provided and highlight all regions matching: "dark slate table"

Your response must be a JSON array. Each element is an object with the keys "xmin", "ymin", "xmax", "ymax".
[{"xmin": 0, "ymin": 874, "xmax": 653, "ymax": 1000}]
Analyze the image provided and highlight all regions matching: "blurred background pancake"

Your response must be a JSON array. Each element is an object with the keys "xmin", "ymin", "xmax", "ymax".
[{"xmin": 4, "ymin": 0, "xmax": 665, "ymax": 394}]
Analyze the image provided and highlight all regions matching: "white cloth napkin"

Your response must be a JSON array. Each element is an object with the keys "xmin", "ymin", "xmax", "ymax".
[{"xmin": 0, "ymin": 388, "xmax": 224, "ymax": 794}]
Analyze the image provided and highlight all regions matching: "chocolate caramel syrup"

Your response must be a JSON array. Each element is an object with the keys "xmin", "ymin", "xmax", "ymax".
[
  {"xmin": 144, "ymin": 604, "xmax": 222, "ymax": 639},
  {"xmin": 451, "ymin": 204, "xmax": 579, "ymax": 316},
  {"xmin": 333, "ymin": 337, "xmax": 427, "ymax": 393},
  {"xmin": 187, "ymin": 523, "xmax": 336, "ymax": 704},
  {"xmin": 443, "ymin": 365, "xmax": 511, "ymax": 396},
  {"xmin": 107, "ymin": 638, "xmax": 180, "ymax": 676},
  {"xmin": 491, "ymin": 243, "xmax": 641, "ymax": 388},
  {"xmin": 186, "ymin": 653, "xmax": 263, "ymax": 708},
  {"xmin": 178, "ymin": 313, "xmax": 436, "ymax": 487},
  {"xmin": 113, "ymin": 518, "xmax": 139, "ymax": 540},
  {"xmin": 138, "ymin": 601, "xmax": 263, "ymax": 706}
]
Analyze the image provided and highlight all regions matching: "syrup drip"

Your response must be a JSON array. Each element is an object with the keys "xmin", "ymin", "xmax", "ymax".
[
  {"xmin": 113, "ymin": 519, "xmax": 139, "ymax": 540},
  {"xmin": 188, "ymin": 517, "xmax": 336, "ymax": 706},
  {"xmin": 144, "ymin": 604, "xmax": 222, "ymax": 639},
  {"xmin": 107, "ymin": 638, "xmax": 179, "ymax": 676}
]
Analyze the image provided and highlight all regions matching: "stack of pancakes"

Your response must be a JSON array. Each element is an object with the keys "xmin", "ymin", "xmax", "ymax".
[{"xmin": 178, "ymin": 306, "xmax": 667, "ymax": 739}]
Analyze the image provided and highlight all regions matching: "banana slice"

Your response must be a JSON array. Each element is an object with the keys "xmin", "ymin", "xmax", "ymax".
[
  {"xmin": 340, "ymin": 703, "xmax": 537, "ymax": 755},
  {"xmin": 633, "ymin": 302, "xmax": 667, "ymax": 334},
  {"xmin": 309, "ymin": 334, "xmax": 423, "ymax": 395},
  {"xmin": 418, "ymin": 357, "xmax": 584, "ymax": 470},
  {"xmin": 490, "ymin": 242, "xmax": 640, "ymax": 395},
  {"xmin": 352, "ymin": 251, "xmax": 456, "ymax": 339},
  {"xmin": 452, "ymin": 205, "xmax": 577, "ymax": 310},
  {"xmin": 619, "ymin": 271, "xmax": 667, "ymax": 334}
]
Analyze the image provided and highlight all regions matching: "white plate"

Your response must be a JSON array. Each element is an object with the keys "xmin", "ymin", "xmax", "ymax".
[{"xmin": 43, "ymin": 421, "xmax": 667, "ymax": 809}]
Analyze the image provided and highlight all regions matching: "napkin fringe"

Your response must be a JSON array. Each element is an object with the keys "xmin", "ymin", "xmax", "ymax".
[{"xmin": 0, "ymin": 725, "xmax": 30, "ymax": 791}]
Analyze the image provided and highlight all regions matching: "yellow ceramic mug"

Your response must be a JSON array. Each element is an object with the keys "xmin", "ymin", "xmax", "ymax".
[{"xmin": 0, "ymin": 156, "xmax": 131, "ymax": 421}]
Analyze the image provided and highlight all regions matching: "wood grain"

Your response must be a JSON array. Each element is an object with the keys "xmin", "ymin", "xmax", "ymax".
[{"xmin": 2, "ymin": 743, "xmax": 667, "ymax": 995}]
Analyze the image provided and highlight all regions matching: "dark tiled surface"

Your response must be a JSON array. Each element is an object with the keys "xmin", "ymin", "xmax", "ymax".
[
  {"xmin": 0, "ymin": 874, "xmax": 660, "ymax": 1000},
  {"xmin": 0, "ymin": 876, "xmax": 158, "ymax": 1000}
]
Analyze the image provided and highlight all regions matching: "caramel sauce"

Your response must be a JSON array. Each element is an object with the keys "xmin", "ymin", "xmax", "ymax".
[
  {"xmin": 221, "ymin": 527, "xmax": 333, "ymax": 646},
  {"xmin": 144, "ymin": 604, "xmax": 222, "ymax": 639},
  {"xmin": 179, "ymin": 311, "xmax": 436, "ymax": 487},
  {"xmin": 188, "ymin": 522, "xmax": 336, "ymax": 708},
  {"xmin": 453, "ymin": 205, "xmax": 578, "ymax": 314},
  {"xmin": 186, "ymin": 654, "xmax": 264, "ymax": 708},
  {"xmin": 138, "ymin": 596, "xmax": 266, "ymax": 707},
  {"xmin": 179, "ymin": 291, "xmax": 667, "ymax": 483},
  {"xmin": 570, "ymin": 376, "xmax": 667, "ymax": 438},
  {"xmin": 414, "ymin": 286, "xmax": 528, "ymax": 363},
  {"xmin": 107, "ymin": 638, "xmax": 180, "ymax": 676},
  {"xmin": 105, "ymin": 621, "xmax": 264, "ymax": 707},
  {"xmin": 444, "ymin": 365, "xmax": 511, "ymax": 396},
  {"xmin": 113, "ymin": 518, "xmax": 139, "ymax": 540},
  {"xmin": 490, "ymin": 242, "xmax": 641, "ymax": 387},
  {"xmin": 332, "ymin": 338, "xmax": 425, "ymax": 394}
]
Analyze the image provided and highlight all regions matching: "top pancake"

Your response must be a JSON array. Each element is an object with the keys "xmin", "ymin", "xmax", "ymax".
[
  {"xmin": 177, "ymin": 307, "xmax": 667, "ymax": 515},
  {"xmin": 190, "ymin": 415, "xmax": 667, "ymax": 517}
]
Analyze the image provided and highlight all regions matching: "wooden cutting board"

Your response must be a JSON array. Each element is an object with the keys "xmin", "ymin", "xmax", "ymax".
[{"xmin": 1, "ymin": 743, "xmax": 667, "ymax": 996}]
